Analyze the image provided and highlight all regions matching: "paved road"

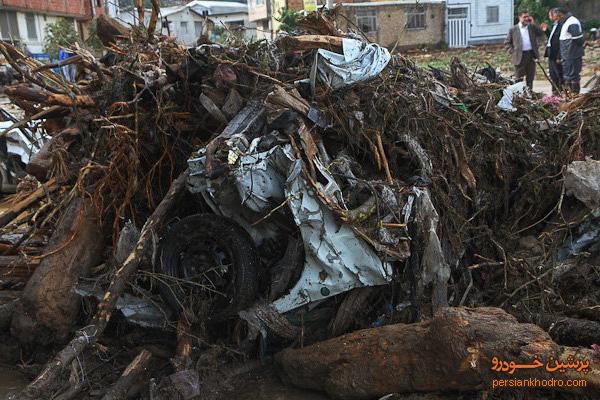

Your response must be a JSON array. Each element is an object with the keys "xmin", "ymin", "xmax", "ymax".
[{"xmin": 533, "ymin": 76, "xmax": 593, "ymax": 95}]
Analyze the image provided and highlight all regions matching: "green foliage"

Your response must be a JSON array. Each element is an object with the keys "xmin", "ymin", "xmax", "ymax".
[
  {"xmin": 515, "ymin": 0, "xmax": 560, "ymax": 24},
  {"xmin": 584, "ymin": 18, "xmax": 600, "ymax": 31},
  {"xmin": 86, "ymin": 18, "xmax": 104, "ymax": 55},
  {"xmin": 276, "ymin": 8, "xmax": 301, "ymax": 33},
  {"xmin": 43, "ymin": 18, "xmax": 82, "ymax": 60},
  {"xmin": 212, "ymin": 25, "xmax": 245, "ymax": 46}
]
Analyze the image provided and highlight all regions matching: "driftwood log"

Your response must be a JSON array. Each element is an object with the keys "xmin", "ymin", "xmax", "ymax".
[
  {"xmin": 538, "ymin": 315, "xmax": 600, "ymax": 348},
  {"xmin": 9, "ymin": 169, "xmax": 189, "ymax": 400},
  {"xmin": 172, "ymin": 315, "xmax": 194, "ymax": 372},
  {"xmin": 101, "ymin": 349, "xmax": 152, "ymax": 400},
  {"xmin": 296, "ymin": 12, "xmax": 338, "ymax": 36},
  {"xmin": 278, "ymin": 35, "xmax": 343, "ymax": 53},
  {"xmin": 5, "ymin": 85, "xmax": 95, "ymax": 108},
  {"xmin": 10, "ymin": 197, "xmax": 105, "ymax": 344},
  {"xmin": 96, "ymin": 14, "xmax": 130, "ymax": 47},
  {"xmin": 276, "ymin": 307, "xmax": 600, "ymax": 400}
]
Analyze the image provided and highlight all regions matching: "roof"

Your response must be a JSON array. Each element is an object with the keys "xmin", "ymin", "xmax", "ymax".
[
  {"xmin": 341, "ymin": 0, "xmax": 444, "ymax": 6},
  {"xmin": 160, "ymin": 0, "xmax": 247, "ymax": 17}
]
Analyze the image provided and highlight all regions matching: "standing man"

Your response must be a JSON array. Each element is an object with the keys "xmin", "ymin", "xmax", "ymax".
[
  {"xmin": 555, "ymin": 8, "xmax": 585, "ymax": 95},
  {"xmin": 504, "ymin": 11, "xmax": 545, "ymax": 89},
  {"xmin": 543, "ymin": 8, "xmax": 563, "ymax": 94}
]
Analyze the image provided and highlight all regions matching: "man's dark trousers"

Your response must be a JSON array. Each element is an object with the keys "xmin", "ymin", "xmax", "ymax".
[
  {"xmin": 515, "ymin": 50, "xmax": 536, "ymax": 89},
  {"xmin": 548, "ymin": 59, "xmax": 563, "ymax": 94}
]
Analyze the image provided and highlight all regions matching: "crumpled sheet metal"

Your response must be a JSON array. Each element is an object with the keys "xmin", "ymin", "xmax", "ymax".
[
  {"xmin": 0, "ymin": 120, "xmax": 45, "ymax": 164},
  {"xmin": 272, "ymin": 159, "xmax": 392, "ymax": 313},
  {"xmin": 231, "ymin": 143, "xmax": 294, "ymax": 213},
  {"xmin": 411, "ymin": 187, "xmax": 450, "ymax": 310},
  {"xmin": 188, "ymin": 141, "xmax": 392, "ymax": 314},
  {"xmin": 188, "ymin": 144, "xmax": 292, "ymax": 246},
  {"xmin": 310, "ymin": 38, "xmax": 391, "ymax": 91},
  {"xmin": 74, "ymin": 280, "xmax": 169, "ymax": 329},
  {"xmin": 564, "ymin": 157, "xmax": 600, "ymax": 209}
]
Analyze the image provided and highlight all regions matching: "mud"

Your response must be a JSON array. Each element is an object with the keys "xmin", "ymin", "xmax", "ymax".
[{"xmin": 0, "ymin": 365, "xmax": 27, "ymax": 398}]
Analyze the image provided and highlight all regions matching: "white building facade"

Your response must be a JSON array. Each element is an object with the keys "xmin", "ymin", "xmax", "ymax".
[
  {"xmin": 112, "ymin": 1, "xmax": 254, "ymax": 46},
  {"xmin": 445, "ymin": 0, "xmax": 514, "ymax": 48},
  {"xmin": 0, "ymin": 11, "xmax": 79, "ymax": 55}
]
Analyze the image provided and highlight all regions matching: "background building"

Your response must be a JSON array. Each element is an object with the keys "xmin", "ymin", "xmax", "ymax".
[
  {"xmin": 337, "ymin": 0, "xmax": 445, "ymax": 49},
  {"xmin": 112, "ymin": 0, "xmax": 255, "ymax": 45},
  {"xmin": 0, "ymin": 0, "xmax": 105, "ymax": 54},
  {"xmin": 247, "ymin": 0, "xmax": 274, "ymax": 39},
  {"xmin": 446, "ymin": 0, "xmax": 514, "ymax": 47}
]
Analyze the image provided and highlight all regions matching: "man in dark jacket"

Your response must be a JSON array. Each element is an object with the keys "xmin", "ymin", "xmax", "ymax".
[
  {"xmin": 544, "ymin": 8, "xmax": 563, "ymax": 94},
  {"xmin": 505, "ymin": 11, "xmax": 546, "ymax": 89},
  {"xmin": 555, "ymin": 8, "xmax": 585, "ymax": 94}
]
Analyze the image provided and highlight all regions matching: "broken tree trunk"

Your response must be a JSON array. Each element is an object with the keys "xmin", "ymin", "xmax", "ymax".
[
  {"xmin": 538, "ymin": 314, "xmax": 600, "ymax": 347},
  {"xmin": 276, "ymin": 307, "xmax": 600, "ymax": 400},
  {"xmin": 147, "ymin": 0, "xmax": 161, "ymax": 35},
  {"xmin": 10, "ymin": 169, "xmax": 189, "ymax": 400},
  {"xmin": 97, "ymin": 14, "xmax": 130, "ymax": 46},
  {"xmin": 266, "ymin": 86, "xmax": 310, "ymax": 116},
  {"xmin": 10, "ymin": 197, "xmax": 105, "ymax": 345},
  {"xmin": 296, "ymin": 13, "xmax": 337, "ymax": 36},
  {"xmin": 172, "ymin": 314, "xmax": 194, "ymax": 372},
  {"xmin": 278, "ymin": 35, "xmax": 343, "ymax": 53},
  {"xmin": 101, "ymin": 349, "xmax": 152, "ymax": 400}
]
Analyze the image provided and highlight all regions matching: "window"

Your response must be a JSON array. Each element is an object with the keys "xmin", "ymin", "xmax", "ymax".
[
  {"xmin": 96, "ymin": 0, "xmax": 102, "ymax": 6},
  {"xmin": 194, "ymin": 21, "xmax": 202, "ymax": 36},
  {"xmin": 0, "ymin": 11, "xmax": 20, "ymax": 40},
  {"xmin": 448, "ymin": 7, "xmax": 468, "ymax": 19},
  {"xmin": 486, "ymin": 6, "xmax": 499, "ymax": 23},
  {"xmin": 180, "ymin": 21, "xmax": 188, "ymax": 34},
  {"xmin": 356, "ymin": 10, "xmax": 377, "ymax": 34},
  {"xmin": 406, "ymin": 10, "xmax": 426, "ymax": 29},
  {"xmin": 25, "ymin": 14, "xmax": 37, "ymax": 40},
  {"xmin": 256, "ymin": 0, "xmax": 265, "ymax": 5}
]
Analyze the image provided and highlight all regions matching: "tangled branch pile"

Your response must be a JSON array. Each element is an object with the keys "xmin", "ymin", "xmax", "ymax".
[{"xmin": 0, "ymin": 8, "xmax": 599, "ymax": 400}]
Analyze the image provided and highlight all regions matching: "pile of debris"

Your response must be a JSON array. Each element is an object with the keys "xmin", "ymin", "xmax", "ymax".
[{"xmin": 0, "ymin": 7, "xmax": 599, "ymax": 400}]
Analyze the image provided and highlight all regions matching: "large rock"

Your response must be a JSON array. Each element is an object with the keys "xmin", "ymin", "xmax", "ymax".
[{"xmin": 564, "ymin": 157, "xmax": 600, "ymax": 209}]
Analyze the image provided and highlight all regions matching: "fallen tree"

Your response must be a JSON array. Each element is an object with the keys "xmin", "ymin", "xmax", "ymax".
[
  {"xmin": 276, "ymin": 307, "xmax": 600, "ymax": 399},
  {"xmin": 11, "ymin": 197, "xmax": 105, "ymax": 344},
  {"xmin": 9, "ymin": 170, "xmax": 189, "ymax": 400}
]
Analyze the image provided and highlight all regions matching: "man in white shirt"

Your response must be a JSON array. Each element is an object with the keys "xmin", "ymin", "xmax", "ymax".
[
  {"xmin": 504, "ymin": 11, "xmax": 545, "ymax": 89},
  {"xmin": 543, "ymin": 8, "xmax": 564, "ymax": 94}
]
